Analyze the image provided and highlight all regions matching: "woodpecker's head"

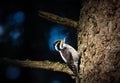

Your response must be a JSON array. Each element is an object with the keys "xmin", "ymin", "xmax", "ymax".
[
  {"xmin": 54, "ymin": 40, "xmax": 62, "ymax": 51},
  {"xmin": 54, "ymin": 38, "xmax": 66, "ymax": 51}
]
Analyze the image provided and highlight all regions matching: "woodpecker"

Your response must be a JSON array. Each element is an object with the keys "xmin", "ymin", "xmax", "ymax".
[{"xmin": 54, "ymin": 38, "xmax": 80, "ymax": 77}]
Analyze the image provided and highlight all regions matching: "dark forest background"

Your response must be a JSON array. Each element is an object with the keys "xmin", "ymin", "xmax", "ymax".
[{"xmin": 0, "ymin": 0, "xmax": 80, "ymax": 83}]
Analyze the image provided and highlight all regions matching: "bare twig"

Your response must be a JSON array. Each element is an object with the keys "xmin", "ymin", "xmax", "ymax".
[
  {"xmin": 0, "ymin": 58, "xmax": 73, "ymax": 75},
  {"xmin": 38, "ymin": 11, "xmax": 78, "ymax": 28}
]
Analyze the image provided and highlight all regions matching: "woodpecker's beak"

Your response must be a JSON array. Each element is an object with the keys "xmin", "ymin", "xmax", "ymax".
[{"xmin": 63, "ymin": 37, "xmax": 66, "ymax": 42}]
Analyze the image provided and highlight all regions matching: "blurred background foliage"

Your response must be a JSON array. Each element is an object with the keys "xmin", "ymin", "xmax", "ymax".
[{"xmin": 0, "ymin": 0, "xmax": 80, "ymax": 83}]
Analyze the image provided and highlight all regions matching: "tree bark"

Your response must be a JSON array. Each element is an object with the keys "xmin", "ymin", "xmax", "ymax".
[
  {"xmin": 0, "ymin": 58, "xmax": 72, "ymax": 75},
  {"xmin": 38, "ymin": 11, "xmax": 78, "ymax": 28},
  {"xmin": 78, "ymin": 0, "xmax": 120, "ymax": 83}
]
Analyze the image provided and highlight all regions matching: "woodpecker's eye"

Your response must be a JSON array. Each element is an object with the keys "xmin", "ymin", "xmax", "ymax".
[
  {"xmin": 54, "ymin": 40, "xmax": 61, "ymax": 50},
  {"xmin": 54, "ymin": 40, "xmax": 61, "ymax": 45}
]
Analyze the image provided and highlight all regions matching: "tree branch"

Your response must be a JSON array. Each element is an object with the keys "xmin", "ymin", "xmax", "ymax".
[
  {"xmin": 38, "ymin": 11, "xmax": 78, "ymax": 28},
  {"xmin": 0, "ymin": 58, "xmax": 73, "ymax": 75}
]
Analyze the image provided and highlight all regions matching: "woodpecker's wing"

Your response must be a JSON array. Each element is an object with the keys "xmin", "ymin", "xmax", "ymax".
[{"xmin": 65, "ymin": 51, "xmax": 78, "ymax": 76}]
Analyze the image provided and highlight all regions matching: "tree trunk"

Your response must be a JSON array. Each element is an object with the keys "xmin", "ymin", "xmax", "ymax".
[{"xmin": 78, "ymin": 0, "xmax": 120, "ymax": 83}]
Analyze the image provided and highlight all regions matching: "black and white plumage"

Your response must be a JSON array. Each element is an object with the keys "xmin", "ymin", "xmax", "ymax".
[{"xmin": 54, "ymin": 38, "xmax": 80, "ymax": 76}]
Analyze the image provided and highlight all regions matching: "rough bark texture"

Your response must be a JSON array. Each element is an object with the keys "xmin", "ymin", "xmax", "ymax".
[
  {"xmin": 38, "ymin": 11, "xmax": 78, "ymax": 28},
  {"xmin": 0, "ymin": 58, "xmax": 73, "ymax": 75},
  {"xmin": 78, "ymin": 0, "xmax": 120, "ymax": 83}
]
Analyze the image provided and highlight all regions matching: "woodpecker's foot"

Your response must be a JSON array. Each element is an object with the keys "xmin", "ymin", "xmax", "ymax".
[
  {"xmin": 71, "ymin": 74, "xmax": 82, "ymax": 79},
  {"xmin": 78, "ymin": 74, "xmax": 82, "ymax": 79}
]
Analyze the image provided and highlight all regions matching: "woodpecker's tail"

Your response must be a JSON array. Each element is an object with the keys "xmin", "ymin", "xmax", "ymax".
[{"xmin": 75, "ymin": 76, "xmax": 80, "ymax": 83}]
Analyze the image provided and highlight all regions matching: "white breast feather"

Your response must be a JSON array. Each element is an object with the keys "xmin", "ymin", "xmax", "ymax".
[
  {"xmin": 59, "ymin": 51, "xmax": 67, "ymax": 63},
  {"xmin": 59, "ymin": 43, "xmax": 79, "ymax": 64}
]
